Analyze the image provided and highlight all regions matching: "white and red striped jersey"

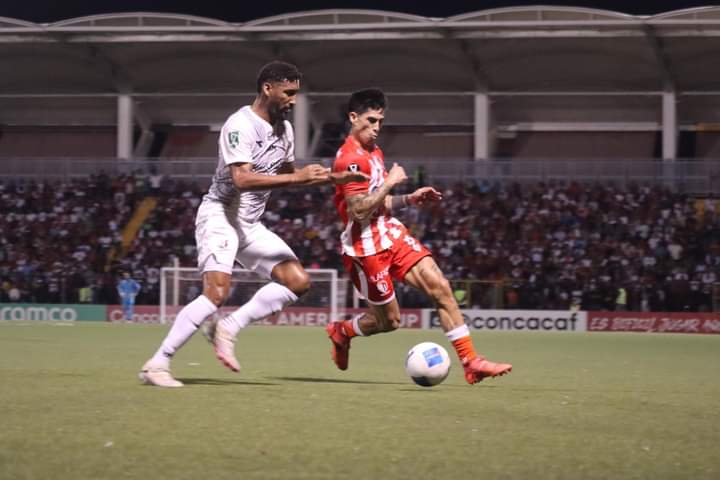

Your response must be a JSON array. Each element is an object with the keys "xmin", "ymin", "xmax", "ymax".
[{"xmin": 333, "ymin": 135, "xmax": 408, "ymax": 257}]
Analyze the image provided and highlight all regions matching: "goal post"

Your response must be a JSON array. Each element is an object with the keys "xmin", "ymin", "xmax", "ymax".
[{"xmin": 159, "ymin": 265, "xmax": 343, "ymax": 325}]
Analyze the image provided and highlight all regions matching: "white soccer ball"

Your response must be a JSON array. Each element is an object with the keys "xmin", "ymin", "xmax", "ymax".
[{"xmin": 405, "ymin": 342, "xmax": 451, "ymax": 387}]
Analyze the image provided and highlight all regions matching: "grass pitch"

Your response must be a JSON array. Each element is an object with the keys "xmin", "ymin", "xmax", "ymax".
[{"xmin": 0, "ymin": 322, "xmax": 718, "ymax": 480}]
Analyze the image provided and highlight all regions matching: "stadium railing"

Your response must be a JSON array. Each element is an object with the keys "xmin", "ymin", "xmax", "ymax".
[{"xmin": 1, "ymin": 157, "xmax": 719, "ymax": 194}]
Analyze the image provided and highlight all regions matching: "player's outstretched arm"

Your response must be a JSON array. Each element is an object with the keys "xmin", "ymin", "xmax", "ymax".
[
  {"xmin": 281, "ymin": 161, "xmax": 369, "ymax": 185},
  {"xmin": 230, "ymin": 163, "xmax": 331, "ymax": 191},
  {"xmin": 329, "ymin": 170, "xmax": 370, "ymax": 185},
  {"xmin": 408, "ymin": 186, "xmax": 443, "ymax": 206},
  {"xmin": 232, "ymin": 162, "xmax": 369, "ymax": 191}
]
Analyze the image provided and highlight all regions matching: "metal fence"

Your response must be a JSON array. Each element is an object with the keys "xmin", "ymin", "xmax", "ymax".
[{"xmin": 1, "ymin": 157, "xmax": 719, "ymax": 193}]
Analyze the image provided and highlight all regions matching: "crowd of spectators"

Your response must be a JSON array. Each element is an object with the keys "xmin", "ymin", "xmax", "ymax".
[
  {"xmin": 0, "ymin": 173, "xmax": 141, "ymax": 305},
  {"xmin": 404, "ymin": 180, "xmax": 720, "ymax": 312},
  {"xmin": 1, "ymin": 173, "xmax": 719, "ymax": 312}
]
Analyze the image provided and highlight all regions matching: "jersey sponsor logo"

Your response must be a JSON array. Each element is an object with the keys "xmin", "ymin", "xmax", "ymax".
[
  {"xmin": 228, "ymin": 131, "xmax": 240, "ymax": 148},
  {"xmin": 369, "ymin": 266, "xmax": 390, "ymax": 283}
]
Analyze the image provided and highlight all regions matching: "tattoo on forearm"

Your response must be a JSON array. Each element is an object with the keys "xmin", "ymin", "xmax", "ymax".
[{"xmin": 347, "ymin": 183, "xmax": 393, "ymax": 220}]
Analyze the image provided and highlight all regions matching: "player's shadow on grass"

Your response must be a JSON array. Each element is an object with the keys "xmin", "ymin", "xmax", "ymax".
[
  {"xmin": 178, "ymin": 377, "xmax": 278, "ymax": 386},
  {"xmin": 397, "ymin": 384, "xmax": 495, "ymax": 392},
  {"xmin": 271, "ymin": 376, "xmax": 405, "ymax": 386}
]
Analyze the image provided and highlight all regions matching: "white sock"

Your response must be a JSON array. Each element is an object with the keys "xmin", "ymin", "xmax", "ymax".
[
  {"xmin": 220, "ymin": 282, "xmax": 298, "ymax": 337},
  {"xmin": 445, "ymin": 323, "xmax": 470, "ymax": 342},
  {"xmin": 351, "ymin": 314, "xmax": 366, "ymax": 336},
  {"xmin": 150, "ymin": 295, "xmax": 217, "ymax": 368}
]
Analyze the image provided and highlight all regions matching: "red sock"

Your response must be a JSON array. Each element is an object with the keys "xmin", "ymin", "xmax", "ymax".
[
  {"xmin": 341, "ymin": 320, "xmax": 358, "ymax": 338},
  {"xmin": 452, "ymin": 336, "xmax": 478, "ymax": 363}
]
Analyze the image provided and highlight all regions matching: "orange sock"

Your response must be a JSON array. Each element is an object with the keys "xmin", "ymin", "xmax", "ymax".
[
  {"xmin": 341, "ymin": 320, "xmax": 358, "ymax": 338},
  {"xmin": 452, "ymin": 336, "xmax": 478, "ymax": 363}
]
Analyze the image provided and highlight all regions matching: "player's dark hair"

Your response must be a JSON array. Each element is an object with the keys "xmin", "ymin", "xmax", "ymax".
[
  {"xmin": 256, "ymin": 61, "xmax": 302, "ymax": 93},
  {"xmin": 348, "ymin": 89, "xmax": 387, "ymax": 115}
]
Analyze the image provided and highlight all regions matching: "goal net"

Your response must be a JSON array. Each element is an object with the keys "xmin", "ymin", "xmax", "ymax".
[{"xmin": 159, "ymin": 266, "xmax": 344, "ymax": 325}]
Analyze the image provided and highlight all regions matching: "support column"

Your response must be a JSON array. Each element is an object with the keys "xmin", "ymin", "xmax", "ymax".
[
  {"xmin": 662, "ymin": 90, "xmax": 677, "ymax": 161},
  {"xmin": 474, "ymin": 92, "xmax": 491, "ymax": 160},
  {"xmin": 117, "ymin": 94, "xmax": 134, "ymax": 159},
  {"xmin": 293, "ymin": 93, "xmax": 310, "ymax": 160}
]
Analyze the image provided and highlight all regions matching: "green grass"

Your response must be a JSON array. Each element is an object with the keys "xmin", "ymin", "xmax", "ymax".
[{"xmin": 0, "ymin": 322, "xmax": 718, "ymax": 480}]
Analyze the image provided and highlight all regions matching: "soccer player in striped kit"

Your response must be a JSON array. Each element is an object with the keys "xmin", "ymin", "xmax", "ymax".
[{"xmin": 327, "ymin": 89, "xmax": 512, "ymax": 384}]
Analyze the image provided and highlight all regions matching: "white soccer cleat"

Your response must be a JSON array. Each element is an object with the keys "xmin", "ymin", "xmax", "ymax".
[
  {"xmin": 213, "ymin": 322, "xmax": 241, "ymax": 373},
  {"xmin": 138, "ymin": 362, "xmax": 184, "ymax": 388}
]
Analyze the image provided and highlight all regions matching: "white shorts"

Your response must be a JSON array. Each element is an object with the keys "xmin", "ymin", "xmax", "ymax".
[{"xmin": 195, "ymin": 200, "xmax": 297, "ymax": 279}]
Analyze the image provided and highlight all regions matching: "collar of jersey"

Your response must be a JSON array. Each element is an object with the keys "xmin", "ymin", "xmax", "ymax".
[{"xmin": 347, "ymin": 135, "xmax": 377, "ymax": 156}]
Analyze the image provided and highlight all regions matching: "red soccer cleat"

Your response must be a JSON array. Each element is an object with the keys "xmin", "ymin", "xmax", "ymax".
[
  {"xmin": 325, "ymin": 322, "xmax": 351, "ymax": 371},
  {"xmin": 462, "ymin": 356, "xmax": 512, "ymax": 385}
]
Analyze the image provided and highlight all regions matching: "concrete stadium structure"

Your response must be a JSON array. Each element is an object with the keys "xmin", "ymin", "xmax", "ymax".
[{"xmin": 2, "ymin": 6, "xmax": 720, "ymax": 190}]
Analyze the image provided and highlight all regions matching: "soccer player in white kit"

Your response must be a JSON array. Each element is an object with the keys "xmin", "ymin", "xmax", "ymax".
[{"xmin": 139, "ymin": 61, "xmax": 365, "ymax": 387}]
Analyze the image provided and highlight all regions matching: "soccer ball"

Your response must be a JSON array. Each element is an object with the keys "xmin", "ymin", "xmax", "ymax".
[{"xmin": 405, "ymin": 342, "xmax": 451, "ymax": 387}]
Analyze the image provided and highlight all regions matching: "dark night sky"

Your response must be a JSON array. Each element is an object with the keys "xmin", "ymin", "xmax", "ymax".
[{"xmin": 0, "ymin": 0, "xmax": 712, "ymax": 23}]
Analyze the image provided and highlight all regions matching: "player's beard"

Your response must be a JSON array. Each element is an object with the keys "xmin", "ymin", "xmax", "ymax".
[{"xmin": 269, "ymin": 103, "xmax": 290, "ymax": 138}]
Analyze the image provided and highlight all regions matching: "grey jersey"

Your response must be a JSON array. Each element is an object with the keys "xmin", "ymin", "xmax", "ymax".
[{"xmin": 204, "ymin": 106, "xmax": 295, "ymax": 224}]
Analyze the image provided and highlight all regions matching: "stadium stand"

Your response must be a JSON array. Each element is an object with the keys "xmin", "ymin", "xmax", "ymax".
[
  {"xmin": 159, "ymin": 127, "xmax": 218, "ymax": 158},
  {"xmin": 4, "ymin": 7, "xmax": 720, "ymax": 163},
  {"xmin": 0, "ymin": 174, "xmax": 139, "ymax": 304},
  {"xmin": 2, "ymin": 7, "xmax": 720, "ymax": 312},
  {"xmin": 375, "ymin": 126, "xmax": 474, "ymax": 159},
  {"xmin": 0, "ymin": 127, "xmax": 116, "ymax": 157},
  {"xmin": 1, "ymin": 174, "xmax": 718, "ymax": 312}
]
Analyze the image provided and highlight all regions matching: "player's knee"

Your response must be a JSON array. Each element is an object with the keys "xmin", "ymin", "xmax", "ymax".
[
  {"xmin": 203, "ymin": 285, "xmax": 229, "ymax": 307},
  {"xmin": 285, "ymin": 271, "xmax": 311, "ymax": 297}
]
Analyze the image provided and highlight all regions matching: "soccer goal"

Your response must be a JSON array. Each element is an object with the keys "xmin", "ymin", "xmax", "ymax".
[{"xmin": 159, "ymin": 264, "xmax": 343, "ymax": 325}]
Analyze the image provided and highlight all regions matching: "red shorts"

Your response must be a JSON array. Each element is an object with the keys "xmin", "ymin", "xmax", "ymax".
[{"xmin": 343, "ymin": 234, "xmax": 431, "ymax": 305}]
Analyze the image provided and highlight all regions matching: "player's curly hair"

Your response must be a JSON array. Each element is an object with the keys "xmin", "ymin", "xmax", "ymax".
[
  {"xmin": 348, "ymin": 89, "xmax": 387, "ymax": 114},
  {"xmin": 256, "ymin": 61, "xmax": 302, "ymax": 93}
]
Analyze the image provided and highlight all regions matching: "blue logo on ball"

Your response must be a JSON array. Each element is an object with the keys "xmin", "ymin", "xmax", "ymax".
[{"xmin": 422, "ymin": 347, "xmax": 443, "ymax": 368}]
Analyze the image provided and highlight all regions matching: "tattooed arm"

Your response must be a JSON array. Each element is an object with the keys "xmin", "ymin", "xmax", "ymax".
[
  {"xmin": 346, "ymin": 183, "xmax": 395, "ymax": 222},
  {"xmin": 345, "ymin": 163, "xmax": 407, "ymax": 222}
]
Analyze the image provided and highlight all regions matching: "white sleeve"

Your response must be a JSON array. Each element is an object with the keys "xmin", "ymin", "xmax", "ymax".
[
  {"xmin": 219, "ymin": 116, "xmax": 254, "ymax": 166},
  {"xmin": 284, "ymin": 121, "xmax": 295, "ymax": 164}
]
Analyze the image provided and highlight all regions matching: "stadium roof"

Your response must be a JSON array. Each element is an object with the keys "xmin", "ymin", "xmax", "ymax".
[{"xmin": 2, "ymin": 6, "xmax": 720, "ymax": 126}]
